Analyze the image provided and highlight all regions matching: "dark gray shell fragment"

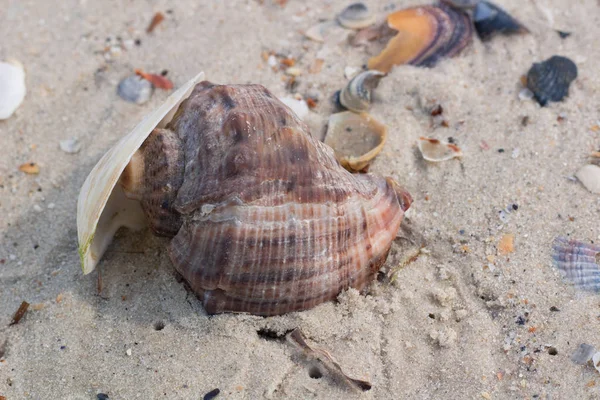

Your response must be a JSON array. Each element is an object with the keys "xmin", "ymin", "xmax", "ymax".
[
  {"xmin": 473, "ymin": 1, "xmax": 528, "ymax": 41},
  {"xmin": 527, "ymin": 56, "xmax": 578, "ymax": 107}
]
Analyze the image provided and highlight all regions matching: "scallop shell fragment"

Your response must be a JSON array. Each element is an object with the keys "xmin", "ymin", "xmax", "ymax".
[
  {"xmin": 77, "ymin": 71, "xmax": 205, "ymax": 274},
  {"xmin": 337, "ymin": 2, "xmax": 376, "ymax": 30},
  {"xmin": 339, "ymin": 70, "xmax": 386, "ymax": 113},
  {"xmin": 324, "ymin": 111, "xmax": 387, "ymax": 172},
  {"xmin": 527, "ymin": 56, "xmax": 578, "ymax": 107},
  {"xmin": 552, "ymin": 237, "xmax": 600, "ymax": 293},
  {"xmin": 417, "ymin": 136, "xmax": 462, "ymax": 162},
  {"xmin": 0, "ymin": 60, "xmax": 26, "ymax": 120},
  {"xmin": 367, "ymin": 4, "xmax": 473, "ymax": 72}
]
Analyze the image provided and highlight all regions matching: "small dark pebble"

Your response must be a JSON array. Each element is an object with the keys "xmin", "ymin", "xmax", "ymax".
[
  {"xmin": 548, "ymin": 347, "xmax": 558, "ymax": 356},
  {"xmin": 447, "ymin": 136, "xmax": 455, "ymax": 144},
  {"xmin": 428, "ymin": 313, "xmax": 435, "ymax": 319},
  {"xmin": 512, "ymin": 204, "xmax": 518, "ymax": 211},
  {"xmin": 550, "ymin": 306, "xmax": 560, "ymax": 312},
  {"xmin": 521, "ymin": 115, "xmax": 529, "ymax": 126},
  {"xmin": 459, "ymin": 229, "xmax": 465, "ymax": 235},
  {"xmin": 203, "ymin": 388, "xmax": 220, "ymax": 400},
  {"xmin": 60, "ymin": 345, "xmax": 66, "ymax": 350},
  {"xmin": 498, "ymin": 148, "xmax": 505, "ymax": 153},
  {"xmin": 516, "ymin": 316, "xmax": 526, "ymax": 325},
  {"xmin": 556, "ymin": 30, "xmax": 571, "ymax": 39},
  {"xmin": 97, "ymin": 394, "xmax": 109, "ymax": 400},
  {"xmin": 135, "ymin": 39, "xmax": 142, "ymax": 46},
  {"xmin": 161, "ymin": 69, "xmax": 169, "ymax": 76}
]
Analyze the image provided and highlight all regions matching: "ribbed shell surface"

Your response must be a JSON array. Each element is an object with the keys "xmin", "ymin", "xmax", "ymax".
[{"xmin": 158, "ymin": 82, "xmax": 406, "ymax": 315}]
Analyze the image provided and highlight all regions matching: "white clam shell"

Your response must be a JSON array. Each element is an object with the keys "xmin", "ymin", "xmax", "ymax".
[
  {"xmin": 77, "ymin": 72, "xmax": 205, "ymax": 274},
  {"xmin": 576, "ymin": 164, "xmax": 600, "ymax": 194},
  {"xmin": 0, "ymin": 60, "xmax": 26, "ymax": 120}
]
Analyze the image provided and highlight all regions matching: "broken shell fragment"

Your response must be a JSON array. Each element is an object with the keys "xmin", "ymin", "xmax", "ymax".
[
  {"xmin": 368, "ymin": 4, "xmax": 473, "ymax": 72},
  {"xmin": 337, "ymin": 2, "xmax": 376, "ymax": 30},
  {"xmin": 576, "ymin": 164, "xmax": 600, "ymax": 194},
  {"xmin": 279, "ymin": 96, "xmax": 309, "ymax": 120},
  {"xmin": 117, "ymin": 75, "xmax": 154, "ymax": 104},
  {"xmin": 594, "ymin": 352, "xmax": 600, "ymax": 373},
  {"xmin": 552, "ymin": 237, "xmax": 600, "ymax": 292},
  {"xmin": 77, "ymin": 72, "xmax": 205, "ymax": 274},
  {"xmin": 417, "ymin": 137, "xmax": 462, "ymax": 162},
  {"xmin": 526, "ymin": 56, "xmax": 578, "ymax": 107},
  {"xmin": 324, "ymin": 111, "xmax": 387, "ymax": 172},
  {"xmin": 0, "ymin": 60, "xmax": 26, "ymax": 120},
  {"xmin": 473, "ymin": 1, "xmax": 528, "ymax": 41},
  {"xmin": 339, "ymin": 70, "xmax": 386, "ymax": 113}
]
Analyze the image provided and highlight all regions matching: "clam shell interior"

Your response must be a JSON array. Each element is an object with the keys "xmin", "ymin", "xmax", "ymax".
[
  {"xmin": 324, "ymin": 111, "xmax": 387, "ymax": 172},
  {"xmin": 77, "ymin": 71, "xmax": 205, "ymax": 274},
  {"xmin": 417, "ymin": 136, "xmax": 462, "ymax": 162}
]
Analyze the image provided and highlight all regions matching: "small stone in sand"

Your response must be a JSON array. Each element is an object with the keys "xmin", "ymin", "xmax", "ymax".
[
  {"xmin": 59, "ymin": 138, "xmax": 81, "ymax": 154},
  {"xmin": 126, "ymin": 348, "xmax": 132, "ymax": 356},
  {"xmin": 203, "ymin": 388, "xmax": 220, "ymax": 400},
  {"xmin": 571, "ymin": 344, "xmax": 596, "ymax": 365},
  {"xmin": 576, "ymin": 164, "xmax": 600, "ymax": 194},
  {"xmin": 117, "ymin": 76, "xmax": 153, "ymax": 104}
]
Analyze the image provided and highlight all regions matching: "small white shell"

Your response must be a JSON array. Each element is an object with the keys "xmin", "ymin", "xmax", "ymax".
[
  {"xmin": 576, "ymin": 164, "xmax": 600, "ymax": 194},
  {"xmin": 593, "ymin": 352, "xmax": 600, "ymax": 373},
  {"xmin": 77, "ymin": 72, "xmax": 205, "ymax": 274},
  {"xmin": 340, "ymin": 70, "xmax": 385, "ymax": 112},
  {"xmin": 0, "ymin": 60, "xmax": 26, "ymax": 119},
  {"xmin": 337, "ymin": 3, "xmax": 376, "ymax": 30},
  {"xmin": 417, "ymin": 137, "xmax": 463, "ymax": 162}
]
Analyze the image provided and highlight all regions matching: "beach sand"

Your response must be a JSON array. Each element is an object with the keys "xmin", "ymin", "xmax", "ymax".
[{"xmin": 1, "ymin": 0, "xmax": 599, "ymax": 398}]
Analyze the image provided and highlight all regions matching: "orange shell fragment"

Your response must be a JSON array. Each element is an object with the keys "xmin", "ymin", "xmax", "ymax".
[
  {"xmin": 19, "ymin": 162, "xmax": 40, "ymax": 174},
  {"xmin": 368, "ymin": 8, "xmax": 436, "ymax": 73}
]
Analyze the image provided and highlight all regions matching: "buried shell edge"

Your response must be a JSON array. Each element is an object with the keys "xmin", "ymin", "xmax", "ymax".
[{"xmin": 77, "ymin": 72, "xmax": 205, "ymax": 274}]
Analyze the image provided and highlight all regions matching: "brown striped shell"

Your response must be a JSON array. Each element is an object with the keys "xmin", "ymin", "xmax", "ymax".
[{"xmin": 120, "ymin": 81, "xmax": 412, "ymax": 316}]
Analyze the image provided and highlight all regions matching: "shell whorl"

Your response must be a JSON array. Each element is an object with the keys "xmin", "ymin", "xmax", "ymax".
[{"xmin": 131, "ymin": 81, "xmax": 410, "ymax": 315}]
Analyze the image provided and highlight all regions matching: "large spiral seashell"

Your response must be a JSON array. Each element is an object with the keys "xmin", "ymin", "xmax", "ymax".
[{"xmin": 77, "ymin": 75, "xmax": 412, "ymax": 316}]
